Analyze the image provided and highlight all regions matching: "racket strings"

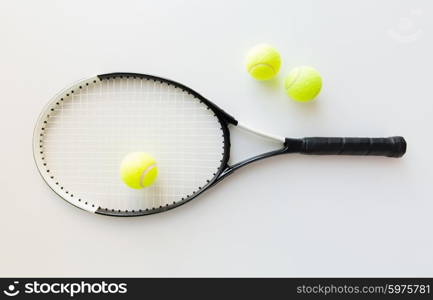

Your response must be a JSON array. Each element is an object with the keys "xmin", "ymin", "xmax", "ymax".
[{"xmin": 38, "ymin": 76, "xmax": 225, "ymax": 213}]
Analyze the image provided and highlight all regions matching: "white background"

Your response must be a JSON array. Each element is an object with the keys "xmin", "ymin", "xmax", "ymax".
[{"xmin": 1, "ymin": 0, "xmax": 432, "ymax": 277}]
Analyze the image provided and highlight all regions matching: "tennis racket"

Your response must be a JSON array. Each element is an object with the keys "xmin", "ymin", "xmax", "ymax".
[{"xmin": 33, "ymin": 73, "xmax": 406, "ymax": 217}]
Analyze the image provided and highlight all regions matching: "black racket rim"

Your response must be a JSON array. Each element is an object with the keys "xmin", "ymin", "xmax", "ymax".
[{"xmin": 33, "ymin": 72, "xmax": 236, "ymax": 217}]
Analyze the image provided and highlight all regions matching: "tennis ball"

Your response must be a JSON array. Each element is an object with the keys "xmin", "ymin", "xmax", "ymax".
[
  {"xmin": 120, "ymin": 152, "xmax": 158, "ymax": 189},
  {"xmin": 246, "ymin": 44, "xmax": 281, "ymax": 80},
  {"xmin": 284, "ymin": 66, "xmax": 322, "ymax": 102}
]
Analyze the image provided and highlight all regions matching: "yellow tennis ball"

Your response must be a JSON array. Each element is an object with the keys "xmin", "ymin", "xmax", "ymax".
[
  {"xmin": 284, "ymin": 66, "xmax": 322, "ymax": 102},
  {"xmin": 246, "ymin": 44, "xmax": 281, "ymax": 80},
  {"xmin": 120, "ymin": 152, "xmax": 158, "ymax": 189}
]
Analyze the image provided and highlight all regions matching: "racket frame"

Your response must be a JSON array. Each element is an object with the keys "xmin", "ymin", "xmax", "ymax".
[
  {"xmin": 34, "ymin": 72, "xmax": 405, "ymax": 217},
  {"xmin": 34, "ymin": 73, "xmax": 252, "ymax": 216}
]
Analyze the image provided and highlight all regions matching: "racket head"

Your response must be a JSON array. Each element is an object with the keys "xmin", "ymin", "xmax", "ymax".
[{"xmin": 33, "ymin": 73, "xmax": 233, "ymax": 216}]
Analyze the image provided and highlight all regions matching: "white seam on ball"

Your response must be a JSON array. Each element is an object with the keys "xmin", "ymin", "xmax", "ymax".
[
  {"xmin": 139, "ymin": 164, "xmax": 156, "ymax": 188},
  {"xmin": 248, "ymin": 63, "xmax": 276, "ymax": 73},
  {"xmin": 285, "ymin": 67, "xmax": 303, "ymax": 90}
]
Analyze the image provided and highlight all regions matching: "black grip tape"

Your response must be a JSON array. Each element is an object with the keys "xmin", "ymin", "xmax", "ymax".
[{"xmin": 300, "ymin": 136, "xmax": 406, "ymax": 157}]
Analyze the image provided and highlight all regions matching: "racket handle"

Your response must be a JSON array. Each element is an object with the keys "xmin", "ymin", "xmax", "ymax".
[{"xmin": 289, "ymin": 136, "xmax": 406, "ymax": 157}]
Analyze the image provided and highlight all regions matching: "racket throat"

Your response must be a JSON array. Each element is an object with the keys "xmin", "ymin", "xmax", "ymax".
[{"xmin": 215, "ymin": 147, "xmax": 289, "ymax": 184}]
